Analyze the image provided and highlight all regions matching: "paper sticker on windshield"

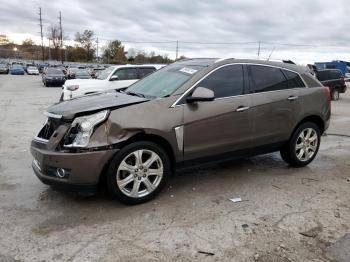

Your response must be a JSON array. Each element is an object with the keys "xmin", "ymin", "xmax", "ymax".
[{"xmin": 179, "ymin": 67, "xmax": 197, "ymax": 75}]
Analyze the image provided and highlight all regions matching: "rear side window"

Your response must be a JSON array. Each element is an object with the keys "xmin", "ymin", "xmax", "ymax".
[
  {"xmin": 282, "ymin": 70, "xmax": 305, "ymax": 88},
  {"xmin": 114, "ymin": 68, "xmax": 138, "ymax": 80},
  {"xmin": 316, "ymin": 71, "xmax": 329, "ymax": 81},
  {"xmin": 138, "ymin": 67, "xmax": 156, "ymax": 78},
  {"xmin": 249, "ymin": 65, "xmax": 288, "ymax": 93},
  {"xmin": 194, "ymin": 64, "xmax": 244, "ymax": 98}
]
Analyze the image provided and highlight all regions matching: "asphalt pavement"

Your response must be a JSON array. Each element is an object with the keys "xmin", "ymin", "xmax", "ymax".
[{"xmin": 0, "ymin": 75, "xmax": 349, "ymax": 262}]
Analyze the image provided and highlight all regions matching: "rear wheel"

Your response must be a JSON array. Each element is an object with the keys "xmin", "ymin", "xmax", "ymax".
[
  {"xmin": 106, "ymin": 141, "xmax": 171, "ymax": 204},
  {"xmin": 331, "ymin": 89, "xmax": 340, "ymax": 101},
  {"xmin": 280, "ymin": 122, "xmax": 321, "ymax": 167}
]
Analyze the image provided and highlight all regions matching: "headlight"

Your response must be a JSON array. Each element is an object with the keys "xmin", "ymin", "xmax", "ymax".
[
  {"xmin": 67, "ymin": 85, "xmax": 79, "ymax": 91},
  {"xmin": 65, "ymin": 110, "xmax": 109, "ymax": 148}
]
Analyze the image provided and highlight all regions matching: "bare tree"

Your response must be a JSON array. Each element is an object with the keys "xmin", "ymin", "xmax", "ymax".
[{"xmin": 47, "ymin": 25, "xmax": 61, "ymax": 60}]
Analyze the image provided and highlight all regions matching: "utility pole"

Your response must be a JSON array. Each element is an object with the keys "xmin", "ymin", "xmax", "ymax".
[
  {"xmin": 38, "ymin": 7, "xmax": 44, "ymax": 62},
  {"xmin": 257, "ymin": 40, "xmax": 261, "ymax": 59},
  {"xmin": 175, "ymin": 40, "xmax": 179, "ymax": 60},
  {"xmin": 96, "ymin": 37, "xmax": 99, "ymax": 62},
  {"xmin": 58, "ymin": 11, "xmax": 63, "ymax": 64},
  {"xmin": 48, "ymin": 39, "xmax": 51, "ymax": 60}
]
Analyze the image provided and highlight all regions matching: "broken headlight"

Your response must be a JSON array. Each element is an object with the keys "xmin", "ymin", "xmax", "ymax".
[{"xmin": 65, "ymin": 110, "xmax": 109, "ymax": 148}]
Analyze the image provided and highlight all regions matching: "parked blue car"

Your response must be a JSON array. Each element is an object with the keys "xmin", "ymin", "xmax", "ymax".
[{"xmin": 10, "ymin": 65, "xmax": 25, "ymax": 75}]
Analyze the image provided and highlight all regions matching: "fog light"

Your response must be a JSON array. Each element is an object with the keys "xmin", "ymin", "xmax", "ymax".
[{"xmin": 56, "ymin": 168, "xmax": 67, "ymax": 178}]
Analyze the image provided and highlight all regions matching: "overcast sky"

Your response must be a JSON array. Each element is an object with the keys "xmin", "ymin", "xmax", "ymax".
[{"xmin": 1, "ymin": 0, "xmax": 349, "ymax": 64}]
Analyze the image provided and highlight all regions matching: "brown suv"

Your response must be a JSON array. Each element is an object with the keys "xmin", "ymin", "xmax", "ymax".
[{"xmin": 31, "ymin": 58, "xmax": 331, "ymax": 204}]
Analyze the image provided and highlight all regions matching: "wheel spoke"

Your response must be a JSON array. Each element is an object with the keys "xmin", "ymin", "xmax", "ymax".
[
  {"xmin": 305, "ymin": 128, "xmax": 312, "ymax": 139},
  {"xmin": 296, "ymin": 143, "xmax": 303, "ymax": 149},
  {"xmin": 130, "ymin": 180, "xmax": 141, "ymax": 197},
  {"xmin": 148, "ymin": 168, "xmax": 163, "ymax": 177},
  {"xmin": 118, "ymin": 174, "xmax": 134, "ymax": 188},
  {"xmin": 297, "ymin": 148, "xmax": 305, "ymax": 159},
  {"xmin": 144, "ymin": 152, "xmax": 159, "ymax": 168},
  {"xmin": 143, "ymin": 178, "xmax": 155, "ymax": 192},
  {"xmin": 134, "ymin": 150, "xmax": 143, "ymax": 166},
  {"xmin": 309, "ymin": 144, "xmax": 317, "ymax": 151},
  {"xmin": 306, "ymin": 148, "xmax": 313, "ymax": 160},
  {"xmin": 309, "ymin": 134, "xmax": 317, "ymax": 142},
  {"xmin": 119, "ymin": 161, "xmax": 135, "ymax": 173}
]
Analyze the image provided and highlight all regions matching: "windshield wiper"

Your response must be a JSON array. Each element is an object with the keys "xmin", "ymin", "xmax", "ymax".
[{"xmin": 126, "ymin": 91, "xmax": 145, "ymax": 98}]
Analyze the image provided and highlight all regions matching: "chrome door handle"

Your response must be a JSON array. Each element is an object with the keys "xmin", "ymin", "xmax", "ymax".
[
  {"xmin": 288, "ymin": 96, "xmax": 299, "ymax": 101},
  {"xmin": 236, "ymin": 106, "xmax": 250, "ymax": 112}
]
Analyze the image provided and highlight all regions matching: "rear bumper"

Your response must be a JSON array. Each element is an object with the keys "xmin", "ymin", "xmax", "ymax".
[{"xmin": 30, "ymin": 141, "xmax": 118, "ymax": 193}]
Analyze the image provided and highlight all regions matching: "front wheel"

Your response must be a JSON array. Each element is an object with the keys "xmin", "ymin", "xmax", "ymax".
[
  {"xmin": 280, "ymin": 122, "xmax": 321, "ymax": 167},
  {"xmin": 106, "ymin": 141, "xmax": 171, "ymax": 205}
]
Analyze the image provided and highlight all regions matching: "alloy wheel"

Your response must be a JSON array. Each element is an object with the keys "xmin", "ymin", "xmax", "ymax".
[
  {"xmin": 295, "ymin": 128, "xmax": 318, "ymax": 162},
  {"xmin": 116, "ymin": 149, "xmax": 164, "ymax": 198}
]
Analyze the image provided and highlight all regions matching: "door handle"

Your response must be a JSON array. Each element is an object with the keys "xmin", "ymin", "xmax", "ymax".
[
  {"xmin": 236, "ymin": 106, "xmax": 250, "ymax": 112},
  {"xmin": 287, "ymin": 96, "xmax": 299, "ymax": 101}
]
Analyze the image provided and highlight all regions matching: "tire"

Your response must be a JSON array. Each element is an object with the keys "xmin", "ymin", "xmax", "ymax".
[
  {"xmin": 106, "ymin": 141, "xmax": 171, "ymax": 205},
  {"xmin": 331, "ymin": 89, "xmax": 340, "ymax": 101},
  {"xmin": 59, "ymin": 93, "xmax": 64, "ymax": 102},
  {"xmin": 280, "ymin": 122, "xmax": 321, "ymax": 167}
]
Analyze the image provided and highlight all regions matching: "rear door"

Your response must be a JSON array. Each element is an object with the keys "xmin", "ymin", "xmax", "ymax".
[
  {"xmin": 183, "ymin": 64, "xmax": 253, "ymax": 160},
  {"xmin": 248, "ymin": 65, "xmax": 303, "ymax": 147}
]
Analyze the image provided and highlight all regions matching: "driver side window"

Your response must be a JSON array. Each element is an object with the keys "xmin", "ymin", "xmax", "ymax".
[{"xmin": 194, "ymin": 65, "xmax": 244, "ymax": 98}]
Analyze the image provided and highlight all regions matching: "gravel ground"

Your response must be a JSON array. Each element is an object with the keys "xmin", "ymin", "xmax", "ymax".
[{"xmin": 0, "ymin": 75, "xmax": 349, "ymax": 262}]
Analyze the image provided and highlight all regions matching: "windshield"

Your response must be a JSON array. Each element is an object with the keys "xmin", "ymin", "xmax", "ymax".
[
  {"xmin": 28, "ymin": 66, "xmax": 37, "ymax": 70},
  {"xmin": 97, "ymin": 67, "xmax": 114, "ymax": 80},
  {"xmin": 126, "ymin": 64, "xmax": 203, "ymax": 98},
  {"xmin": 47, "ymin": 69, "xmax": 64, "ymax": 75}
]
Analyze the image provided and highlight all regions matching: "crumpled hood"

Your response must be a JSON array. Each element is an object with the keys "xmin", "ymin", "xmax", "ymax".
[{"xmin": 47, "ymin": 92, "xmax": 148, "ymax": 120}]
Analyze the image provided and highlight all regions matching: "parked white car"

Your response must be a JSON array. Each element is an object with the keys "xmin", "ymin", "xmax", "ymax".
[
  {"xmin": 27, "ymin": 66, "xmax": 39, "ymax": 75},
  {"xmin": 61, "ymin": 64, "xmax": 166, "ymax": 101}
]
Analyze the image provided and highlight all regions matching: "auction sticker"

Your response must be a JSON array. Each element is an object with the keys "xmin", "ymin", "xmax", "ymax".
[{"xmin": 179, "ymin": 67, "xmax": 198, "ymax": 75}]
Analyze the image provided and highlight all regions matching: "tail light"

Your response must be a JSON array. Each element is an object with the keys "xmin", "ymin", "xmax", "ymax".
[{"xmin": 322, "ymin": 86, "xmax": 331, "ymax": 102}]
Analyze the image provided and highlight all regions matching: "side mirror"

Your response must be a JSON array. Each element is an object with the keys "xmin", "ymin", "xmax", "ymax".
[
  {"xmin": 110, "ymin": 75, "xmax": 119, "ymax": 81},
  {"xmin": 186, "ymin": 87, "xmax": 215, "ymax": 103}
]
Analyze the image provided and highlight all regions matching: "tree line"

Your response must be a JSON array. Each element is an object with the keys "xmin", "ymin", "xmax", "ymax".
[{"xmin": 0, "ymin": 29, "xmax": 175, "ymax": 64}]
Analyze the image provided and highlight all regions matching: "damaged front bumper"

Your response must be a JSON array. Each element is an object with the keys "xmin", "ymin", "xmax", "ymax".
[
  {"xmin": 31, "ymin": 140, "xmax": 118, "ymax": 193},
  {"xmin": 30, "ymin": 112, "xmax": 119, "ymax": 194}
]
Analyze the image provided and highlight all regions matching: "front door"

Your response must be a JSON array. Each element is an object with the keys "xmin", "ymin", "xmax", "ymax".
[{"xmin": 182, "ymin": 64, "xmax": 253, "ymax": 160}]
